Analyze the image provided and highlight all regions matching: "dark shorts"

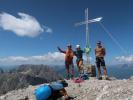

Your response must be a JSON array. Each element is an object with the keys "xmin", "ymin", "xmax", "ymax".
[
  {"xmin": 96, "ymin": 57, "xmax": 106, "ymax": 69},
  {"xmin": 76, "ymin": 58, "xmax": 83, "ymax": 63},
  {"xmin": 65, "ymin": 61, "xmax": 74, "ymax": 69}
]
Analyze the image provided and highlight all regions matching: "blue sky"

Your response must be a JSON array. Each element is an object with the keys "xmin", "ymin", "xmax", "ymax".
[{"xmin": 0, "ymin": 0, "xmax": 133, "ymax": 65}]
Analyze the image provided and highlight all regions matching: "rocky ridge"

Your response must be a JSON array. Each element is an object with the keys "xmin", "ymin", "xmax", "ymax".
[{"xmin": 1, "ymin": 77, "xmax": 133, "ymax": 100}]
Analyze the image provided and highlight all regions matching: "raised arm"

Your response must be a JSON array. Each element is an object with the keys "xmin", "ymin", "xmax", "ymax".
[
  {"xmin": 103, "ymin": 48, "xmax": 106, "ymax": 56},
  {"xmin": 57, "ymin": 46, "xmax": 66, "ymax": 54}
]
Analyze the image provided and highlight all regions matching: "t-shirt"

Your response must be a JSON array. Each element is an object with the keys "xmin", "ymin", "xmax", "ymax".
[
  {"xmin": 65, "ymin": 49, "xmax": 74, "ymax": 61},
  {"xmin": 74, "ymin": 50, "xmax": 84, "ymax": 59},
  {"xmin": 59, "ymin": 48, "xmax": 74, "ymax": 63}
]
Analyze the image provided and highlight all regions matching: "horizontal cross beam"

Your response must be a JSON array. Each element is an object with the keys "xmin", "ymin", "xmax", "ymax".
[{"xmin": 75, "ymin": 17, "xmax": 102, "ymax": 26}]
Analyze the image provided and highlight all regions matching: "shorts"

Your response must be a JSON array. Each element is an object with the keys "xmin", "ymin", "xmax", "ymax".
[
  {"xmin": 65, "ymin": 61, "xmax": 74, "ymax": 69},
  {"xmin": 96, "ymin": 57, "xmax": 106, "ymax": 69},
  {"xmin": 76, "ymin": 58, "xmax": 83, "ymax": 63}
]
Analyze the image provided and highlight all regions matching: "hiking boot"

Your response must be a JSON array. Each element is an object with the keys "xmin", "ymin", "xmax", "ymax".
[
  {"xmin": 98, "ymin": 77, "xmax": 102, "ymax": 80},
  {"xmin": 105, "ymin": 76, "xmax": 110, "ymax": 80},
  {"xmin": 66, "ymin": 74, "xmax": 70, "ymax": 80},
  {"xmin": 70, "ymin": 75, "xmax": 74, "ymax": 79},
  {"xmin": 105, "ymin": 77, "xmax": 110, "ymax": 80},
  {"xmin": 102, "ymin": 75, "xmax": 109, "ymax": 80}
]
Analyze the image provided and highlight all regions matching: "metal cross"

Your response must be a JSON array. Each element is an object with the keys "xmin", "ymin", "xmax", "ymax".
[{"xmin": 75, "ymin": 8, "xmax": 102, "ymax": 64}]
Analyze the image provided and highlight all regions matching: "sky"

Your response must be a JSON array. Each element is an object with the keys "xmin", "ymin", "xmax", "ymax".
[{"xmin": 0, "ymin": 0, "xmax": 133, "ymax": 66}]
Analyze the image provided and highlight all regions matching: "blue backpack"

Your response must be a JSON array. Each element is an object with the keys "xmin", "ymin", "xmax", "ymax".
[
  {"xmin": 34, "ymin": 85, "xmax": 52, "ymax": 100},
  {"xmin": 34, "ymin": 82, "xmax": 64, "ymax": 100}
]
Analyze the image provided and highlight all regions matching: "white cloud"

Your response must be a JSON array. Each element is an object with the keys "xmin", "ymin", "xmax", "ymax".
[
  {"xmin": 0, "ymin": 12, "xmax": 52, "ymax": 37},
  {"xmin": 0, "ymin": 52, "xmax": 94, "ymax": 66},
  {"xmin": 114, "ymin": 55, "xmax": 133, "ymax": 64},
  {"xmin": 0, "ymin": 52, "xmax": 64, "ymax": 66},
  {"xmin": 43, "ymin": 25, "xmax": 53, "ymax": 33}
]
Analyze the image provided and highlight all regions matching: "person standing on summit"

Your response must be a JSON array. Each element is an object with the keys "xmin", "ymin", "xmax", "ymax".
[
  {"xmin": 95, "ymin": 41, "xmax": 108, "ymax": 80},
  {"xmin": 57, "ymin": 44, "xmax": 74, "ymax": 79},
  {"xmin": 74, "ymin": 44, "xmax": 84, "ymax": 74}
]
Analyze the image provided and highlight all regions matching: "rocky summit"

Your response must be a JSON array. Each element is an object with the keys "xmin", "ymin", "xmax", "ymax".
[{"xmin": 1, "ymin": 77, "xmax": 133, "ymax": 100}]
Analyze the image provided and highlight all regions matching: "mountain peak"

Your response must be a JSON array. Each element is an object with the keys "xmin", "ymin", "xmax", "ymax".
[{"xmin": 1, "ymin": 77, "xmax": 133, "ymax": 100}]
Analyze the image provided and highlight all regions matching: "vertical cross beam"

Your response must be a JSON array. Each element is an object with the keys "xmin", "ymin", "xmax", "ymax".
[
  {"xmin": 85, "ymin": 8, "xmax": 90, "ymax": 64},
  {"xmin": 75, "ymin": 8, "xmax": 102, "ymax": 64}
]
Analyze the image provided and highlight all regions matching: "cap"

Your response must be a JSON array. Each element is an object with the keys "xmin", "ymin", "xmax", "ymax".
[
  {"xmin": 67, "ymin": 44, "xmax": 72, "ymax": 47},
  {"xmin": 76, "ymin": 44, "xmax": 80, "ymax": 48},
  {"xmin": 97, "ymin": 41, "xmax": 101, "ymax": 44}
]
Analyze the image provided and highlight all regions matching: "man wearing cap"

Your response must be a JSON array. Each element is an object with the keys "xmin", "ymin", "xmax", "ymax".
[
  {"xmin": 95, "ymin": 41, "xmax": 108, "ymax": 80},
  {"xmin": 74, "ymin": 45, "xmax": 84, "ymax": 74},
  {"xmin": 57, "ymin": 44, "xmax": 74, "ymax": 79}
]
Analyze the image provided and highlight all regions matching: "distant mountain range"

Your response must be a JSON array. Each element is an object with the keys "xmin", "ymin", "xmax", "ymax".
[
  {"xmin": 109, "ymin": 63, "xmax": 133, "ymax": 69},
  {"xmin": 0, "ymin": 63, "xmax": 133, "ymax": 95},
  {"xmin": 53, "ymin": 63, "xmax": 133, "ymax": 79},
  {"xmin": 0, "ymin": 64, "xmax": 63, "ymax": 95},
  {"xmin": 0, "ymin": 68, "xmax": 4, "ymax": 73}
]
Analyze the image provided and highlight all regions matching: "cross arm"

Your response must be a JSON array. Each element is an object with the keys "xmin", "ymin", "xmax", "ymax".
[{"xmin": 75, "ymin": 17, "xmax": 103, "ymax": 26}]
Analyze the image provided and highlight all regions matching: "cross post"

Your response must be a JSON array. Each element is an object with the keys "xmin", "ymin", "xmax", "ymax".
[{"xmin": 75, "ymin": 8, "xmax": 102, "ymax": 64}]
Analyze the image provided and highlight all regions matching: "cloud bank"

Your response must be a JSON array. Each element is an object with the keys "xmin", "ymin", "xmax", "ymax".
[
  {"xmin": 1, "ymin": 51, "xmax": 132, "ymax": 66},
  {"xmin": 0, "ymin": 52, "xmax": 94, "ymax": 66},
  {"xmin": 0, "ymin": 52, "xmax": 64, "ymax": 66},
  {"xmin": 0, "ymin": 12, "xmax": 52, "ymax": 37},
  {"xmin": 114, "ymin": 55, "xmax": 133, "ymax": 64}
]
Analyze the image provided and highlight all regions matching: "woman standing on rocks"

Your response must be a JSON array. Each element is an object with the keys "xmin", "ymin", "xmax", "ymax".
[
  {"xmin": 58, "ymin": 44, "xmax": 75, "ymax": 79},
  {"xmin": 74, "ymin": 44, "xmax": 84, "ymax": 74}
]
